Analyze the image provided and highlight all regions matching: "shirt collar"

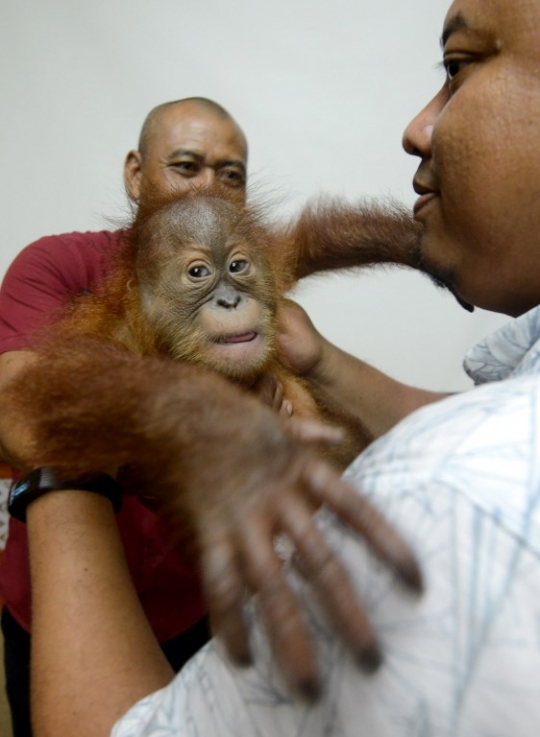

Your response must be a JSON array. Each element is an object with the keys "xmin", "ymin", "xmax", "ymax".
[{"xmin": 464, "ymin": 304, "xmax": 540, "ymax": 384}]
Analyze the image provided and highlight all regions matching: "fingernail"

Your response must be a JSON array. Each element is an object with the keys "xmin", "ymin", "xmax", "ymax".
[
  {"xmin": 296, "ymin": 675, "xmax": 322, "ymax": 703},
  {"xmin": 357, "ymin": 643, "xmax": 383, "ymax": 673},
  {"xmin": 233, "ymin": 651, "xmax": 253, "ymax": 667},
  {"xmin": 399, "ymin": 559, "xmax": 424, "ymax": 593}
]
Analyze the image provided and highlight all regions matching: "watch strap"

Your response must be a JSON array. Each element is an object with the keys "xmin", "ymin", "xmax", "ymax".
[{"xmin": 8, "ymin": 467, "xmax": 122, "ymax": 522}]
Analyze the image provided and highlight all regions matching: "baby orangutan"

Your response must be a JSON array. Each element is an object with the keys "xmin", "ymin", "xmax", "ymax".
[
  {"xmin": 0, "ymin": 188, "xmax": 423, "ymax": 488},
  {"xmin": 0, "ymin": 190, "xmax": 424, "ymax": 697},
  {"xmin": 43, "ymin": 191, "xmax": 422, "ymax": 470},
  {"xmin": 57, "ymin": 195, "xmax": 368, "ymax": 468}
]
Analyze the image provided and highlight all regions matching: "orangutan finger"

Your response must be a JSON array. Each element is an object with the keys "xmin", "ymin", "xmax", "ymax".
[
  {"xmin": 239, "ymin": 519, "xmax": 321, "ymax": 701},
  {"xmin": 279, "ymin": 494, "xmax": 382, "ymax": 671},
  {"xmin": 200, "ymin": 541, "xmax": 252, "ymax": 666},
  {"xmin": 303, "ymin": 459, "xmax": 423, "ymax": 593}
]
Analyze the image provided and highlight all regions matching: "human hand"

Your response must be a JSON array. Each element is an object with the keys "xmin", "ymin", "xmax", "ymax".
[
  {"xmin": 160, "ymin": 394, "xmax": 422, "ymax": 700},
  {"xmin": 250, "ymin": 372, "xmax": 293, "ymax": 418},
  {"xmin": 276, "ymin": 299, "xmax": 327, "ymax": 379}
]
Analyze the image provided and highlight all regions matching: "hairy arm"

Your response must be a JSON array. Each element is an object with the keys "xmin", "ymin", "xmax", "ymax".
[
  {"xmin": 289, "ymin": 197, "xmax": 422, "ymax": 280},
  {"xmin": 272, "ymin": 198, "xmax": 439, "ymax": 438},
  {"xmin": 0, "ymin": 335, "xmax": 421, "ymax": 705},
  {"xmin": 0, "ymin": 350, "xmax": 40, "ymax": 466}
]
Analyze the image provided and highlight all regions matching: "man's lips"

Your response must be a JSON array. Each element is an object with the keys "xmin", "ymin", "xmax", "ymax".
[
  {"xmin": 413, "ymin": 192, "xmax": 438, "ymax": 217},
  {"xmin": 412, "ymin": 176, "xmax": 439, "ymax": 217}
]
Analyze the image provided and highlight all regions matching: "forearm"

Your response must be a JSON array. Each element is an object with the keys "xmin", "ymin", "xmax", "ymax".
[
  {"xmin": 307, "ymin": 337, "xmax": 446, "ymax": 439},
  {"xmin": 291, "ymin": 198, "xmax": 422, "ymax": 280},
  {"xmin": 28, "ymin": 490, "xmax": 173, "ymax": 737}
]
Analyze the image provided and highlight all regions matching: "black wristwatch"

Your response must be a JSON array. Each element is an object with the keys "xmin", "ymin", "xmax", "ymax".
[{"xmin": 8, "ymin": 467, "xmax": 123, "ymax": 522}]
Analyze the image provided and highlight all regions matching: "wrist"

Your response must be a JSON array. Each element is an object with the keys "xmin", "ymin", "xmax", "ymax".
[
  {"xmin": 9, "ymin": 467, "xmax": 122, "ymax": 523},
  {"xmin": 26, "ymin": 487, "xmax": 117, "ymax": 528},
  {"xmin": 304, "ymin": 336, "xmax": 337, "ymax": 386}
]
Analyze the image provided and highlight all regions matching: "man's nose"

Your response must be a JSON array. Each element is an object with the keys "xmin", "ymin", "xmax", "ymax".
[
  {"xmin": 198, "ymin": 166, "xmax": 216, "ymax": 187},
  {"xmin": 402, "ymin": 90, "xmax": 444, "ymax": 158}
]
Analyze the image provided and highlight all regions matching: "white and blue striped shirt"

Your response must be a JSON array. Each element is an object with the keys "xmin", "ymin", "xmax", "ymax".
[{"xmin": 114, "ymin": 307, "xmax": 540, "ymax": 737}]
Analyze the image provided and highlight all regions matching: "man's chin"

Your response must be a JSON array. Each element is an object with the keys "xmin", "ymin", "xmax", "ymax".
[{"xmin": 411, "ymin": 243, "xmax": 474, "ymax": 312}]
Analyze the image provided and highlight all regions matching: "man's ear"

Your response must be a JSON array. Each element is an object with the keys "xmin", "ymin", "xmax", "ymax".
[{"xmin": 124, "ymin": 150, "xmax": 143, "ymax": 202}]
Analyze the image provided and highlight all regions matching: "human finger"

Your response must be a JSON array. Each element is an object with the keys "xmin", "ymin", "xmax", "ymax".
[
  {"xmin": 286, "ymin": 416, "xmax": 343, "ymax": 446},
  {"xmin": 251, "ymin": 373, "xmax": 281, "ymax": 411},
  {"xmin": 272, "ymin": 380, "xmax": 285, "ymax": 412},
  {"xmin": 279, "ymin": 398, "xmax": 294, "ymax": 418},
  {"xmin": 303, "ymin": 459, "xmax": 423, "ymax": 592},
  {"xmin": 200, "ymin": 540, "xmax": 252, "ymax": 666}
]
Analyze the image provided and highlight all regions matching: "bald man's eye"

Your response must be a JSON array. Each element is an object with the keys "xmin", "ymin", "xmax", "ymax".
[
  {"xmin": 172, "ymin": 161, "xmax": 201, "ymax": 176},
  {"xmin": 219, "ymin": 167, "xmax": 246, "ymax": 188}
]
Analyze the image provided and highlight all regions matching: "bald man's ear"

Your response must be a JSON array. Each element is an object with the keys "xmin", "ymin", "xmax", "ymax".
[{"xmin": 124, "ymin": 150, "xmax": 143, "ymax": 202}]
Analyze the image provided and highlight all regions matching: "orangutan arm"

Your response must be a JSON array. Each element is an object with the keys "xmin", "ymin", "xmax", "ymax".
[
  {"xmin": 0, "ymin": 336, "xmax": 421, "ymax": 705},
  {"xmin": 289, "ymin": 197, "xmax": 422, "ymax": 280},
  {"xmin": 0, "ymin": 350, "xmax": 42, "ymax": 467}
]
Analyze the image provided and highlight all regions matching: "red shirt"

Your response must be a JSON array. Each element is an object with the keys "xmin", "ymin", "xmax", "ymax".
[{"xmin": 0, "ymin": 231, "xmax": 205, "ymax": 641}]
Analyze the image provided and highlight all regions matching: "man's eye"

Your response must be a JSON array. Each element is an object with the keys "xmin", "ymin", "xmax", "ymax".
[
  {"xmin": 188, "ymin": 265, "xmax": 211, "ymax": 278},
  {"xmin": 442, "ymin": 56, "xmax": 470, "ymax": 82},
  {"xmin": 219, "ymin": 168, "xmax": 246, "ymax": 187},
  {"xmin": 173, "ymin": 161, "xmax": 200, "ymax": 174},
  {"xmin": 229, "ymin": 260, "xmax": 248, "ymax": 274}
]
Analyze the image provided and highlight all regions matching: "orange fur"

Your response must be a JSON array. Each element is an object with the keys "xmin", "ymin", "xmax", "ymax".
[
  {"xmin": 48, "ymin": 192, "xmax": 376, "ymax": 469},
  {"xmin": 24, "ymin": 190, "xmax": 423, "ymax": 473}
]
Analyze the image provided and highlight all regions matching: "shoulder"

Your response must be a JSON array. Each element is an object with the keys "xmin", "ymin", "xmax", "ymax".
[
  {"xmin": 345, "ymin": 373, "xmax": 540, "ymax": 550},
  {"xmin": 0, "ymin": 230, "xmax": 127, "ymax": 351},
  {"xmin": 356, "ymin": 372, "xmax": 540, "ymax": 463},
  {"xmin": 4, "ymin": 230, "xmax": 125, "ymax": 291},
  {"xmin": 12, "ymin": 229, "xmax": 123, "ymax": 268}
]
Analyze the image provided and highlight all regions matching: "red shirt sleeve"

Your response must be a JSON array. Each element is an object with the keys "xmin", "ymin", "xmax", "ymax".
[{"xmin": 0, "ymin": 230, "xmax": 121, "ymax": 354}]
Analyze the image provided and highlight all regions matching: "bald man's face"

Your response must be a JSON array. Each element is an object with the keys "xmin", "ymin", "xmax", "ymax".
[{"xmin": 125, "ymin": 104, "xmax": 248, "ymax": 206}]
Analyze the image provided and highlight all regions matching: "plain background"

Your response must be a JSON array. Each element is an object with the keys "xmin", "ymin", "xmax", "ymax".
[{"xmin": 1, "ymin": 0, "xmax": 508, "ymax": 392}]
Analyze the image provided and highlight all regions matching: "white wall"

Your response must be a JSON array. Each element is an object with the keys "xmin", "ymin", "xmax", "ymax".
[{"xmin": 1, "ymin": 0, "xmax": 508, "ymax": 391}]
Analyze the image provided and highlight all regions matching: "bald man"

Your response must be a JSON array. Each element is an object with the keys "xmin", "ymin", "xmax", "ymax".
[{"xmin": 0, "ymin": 97, "xmax": 248, "ymax": 737}]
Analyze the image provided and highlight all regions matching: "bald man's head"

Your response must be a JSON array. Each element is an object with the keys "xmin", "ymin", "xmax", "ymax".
[{"xmin": 124, "ymin": 98, "xmax": 248, "ymax": 205}]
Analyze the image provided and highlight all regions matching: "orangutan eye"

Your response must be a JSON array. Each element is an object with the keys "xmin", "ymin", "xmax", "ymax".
[
  {"xmin": 188, "ymin": 265, "xmax": 211, "ymax": 278},
  {"xmin": 229, "ymin": 260, "xmax": 248, "ymax": 274}
]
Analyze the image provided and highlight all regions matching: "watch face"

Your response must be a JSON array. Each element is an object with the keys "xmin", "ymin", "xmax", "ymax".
[
  {"xmin": 9, "ymin": 470, "xmax": 38, "ymax": 522},
  {"xmin": 10, "ymin": 477, "xmax": 32, "ymax": 501}
]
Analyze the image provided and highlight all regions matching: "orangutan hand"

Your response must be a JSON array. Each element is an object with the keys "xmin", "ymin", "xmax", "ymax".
[{"xmin": 161, "ymin": 393, "xmax": 422, "ymax": 700}]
